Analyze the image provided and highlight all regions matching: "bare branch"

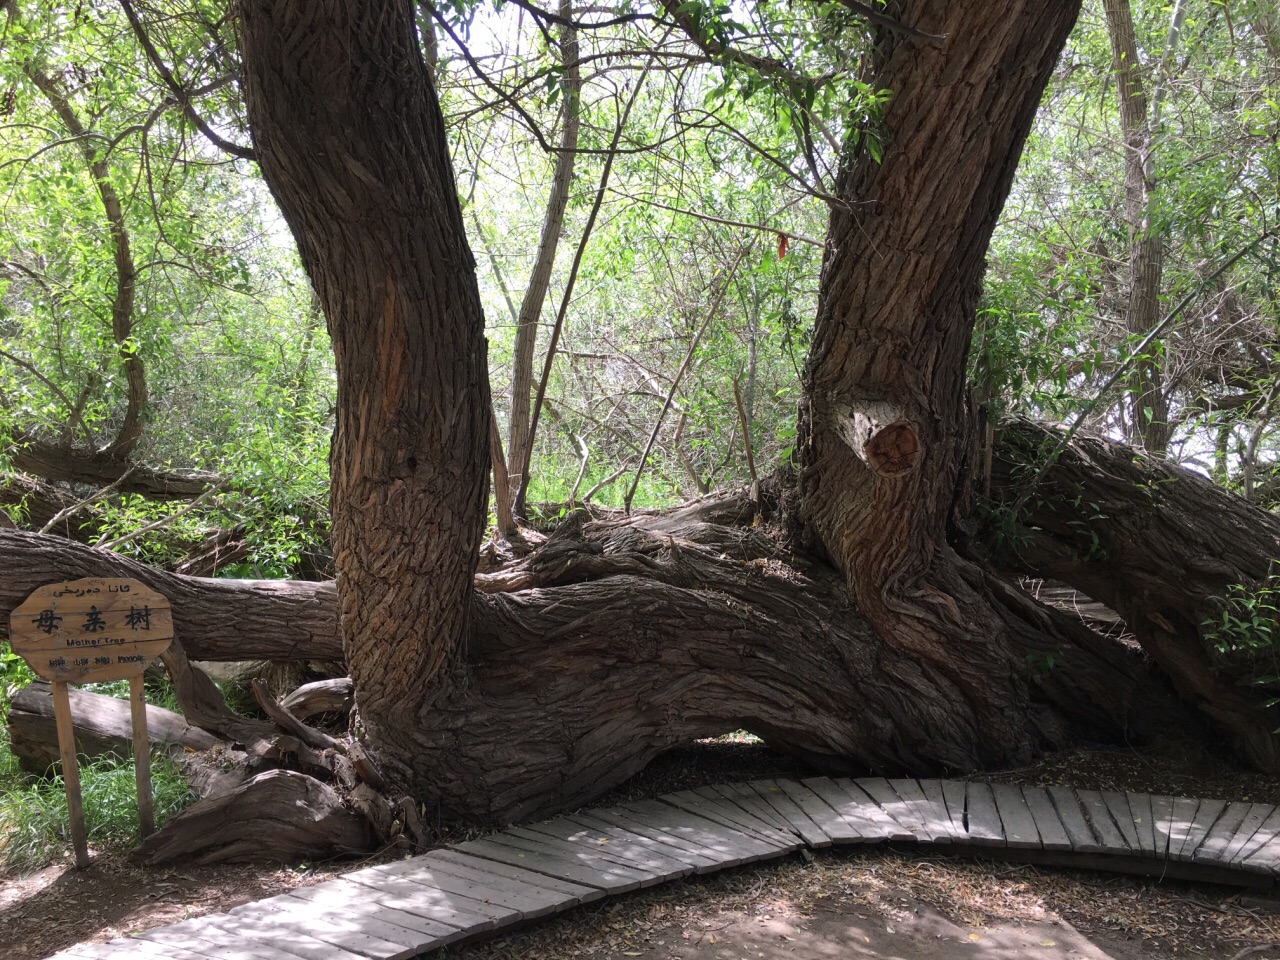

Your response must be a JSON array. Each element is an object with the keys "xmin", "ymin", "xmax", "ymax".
[{"xmin": 116, "ymin": 0, "xmax": 256, "ymax": 160}]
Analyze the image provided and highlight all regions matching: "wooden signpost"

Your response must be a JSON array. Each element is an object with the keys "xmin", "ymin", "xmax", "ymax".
[{"xmin": 9, "ymin": 578, "xmax": 174, "ymax": 868}]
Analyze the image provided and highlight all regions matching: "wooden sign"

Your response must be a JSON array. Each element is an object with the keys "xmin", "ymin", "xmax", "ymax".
[
  {"xmin": 8, "ymin": 578, "xmax": 174, "ymax": 868},
  {"xmin": 10, "ymin": 578, "xmax": 173, "ymax": 684}
]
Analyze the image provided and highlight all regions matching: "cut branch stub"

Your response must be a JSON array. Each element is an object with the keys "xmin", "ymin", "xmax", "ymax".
[{"xmin": 832, "ymin": 402, "xmax": 923, "ymax": 478}]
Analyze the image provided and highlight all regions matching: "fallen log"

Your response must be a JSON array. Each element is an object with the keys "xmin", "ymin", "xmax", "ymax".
[
  {"xmin": 0, "ymin": 529, "xmax": 340, "ymax": 661},
  {"xmin": 7, "ymin": 681, "xmax": 220, "ymax": 773},
  {"xmin": 280, "ymin": 677, "xmax": 353, "ymax": 720}
]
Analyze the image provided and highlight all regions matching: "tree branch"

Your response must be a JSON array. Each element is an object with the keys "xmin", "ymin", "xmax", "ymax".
[{"xmin": 116, "ymin": 0, "xmax": 256, "ymax": 161}]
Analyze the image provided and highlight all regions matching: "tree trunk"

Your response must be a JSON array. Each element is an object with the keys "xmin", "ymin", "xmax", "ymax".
[
  {"xmin": 0, "ymin": 491, "xmax": 1190, "ymax": 824},
  {"xmin": 237, "ymin": 0, "xmax": 492, "ymax": 780},
  {"xmin": 1102, "ymin": 0, "xmax": 1171, "ymax": 455},
  {"xmin": 506, "ymin": 0, "xmax": 581, "ymax": 527},
  {"xmin": 797, "ymin": 0, "xmax": 1087, "ymax": 770},
  {"xmin": 988, "ymin": 418, "xmax": 1280, "ymax": 769},
  {"xmin": 62, "ymin": 0, "xmax": 1252, "ymax": 831}
]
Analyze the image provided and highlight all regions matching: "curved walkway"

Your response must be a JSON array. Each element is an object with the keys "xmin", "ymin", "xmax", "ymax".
[{"xmin": 46, "ymin": 777, "xmax": 1280, "ymax": 960}]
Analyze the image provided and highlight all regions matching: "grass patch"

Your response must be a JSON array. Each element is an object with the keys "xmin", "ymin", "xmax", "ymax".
[
  {"xmin": 0, "ymin": 648, "xmax": 197, "ymax": 872},
  {"xmin": 0, "ymin": 730, "xmax": 196, "ymax": 871}
]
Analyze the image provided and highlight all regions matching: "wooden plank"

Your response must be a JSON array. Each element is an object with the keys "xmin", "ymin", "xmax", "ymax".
[
  {"xmin": 911, "ymin": 783, "xmax": 962, "ymax": 839},
  {"xmin": 619, "ymin": 798, "xmax": 781, "ymax": 863},
  {"xmin": 135, "ymin": 919, "xmax": 331, "ymax": 960},
  {"xmin": 289, "ymin": 875, "xmax": 500, "ymax": 933},
  {"xmin": 889, "ymin": 779, "xmax": 952, "ymax": 843},
  {"xmin": 454, "ymin": 835, "xmax": 647, "ymax": 893},
  {"xmin": 834, "ymin": 779, "xmax": 917, "ymax": 842},
  {"xmin": 1194, "ymin": 802, "xmax": 1254, "ymax": 865},
  {"xmin": 128, "ymin": 673, "xmax": 155, "ymax": 837},
  {"xmin": 741, "ymin": 780, "xmax": 833, "ymax": 848},
  {"xmin": 665, "ymin": 789, "xmax": 802, "ymax": 850},
  {"xmin": 348, "ymin": 855, "xmax": 570, "ymax": 921},
  {"xmin": 773, "ymin": 778, "xmax": 867, "ymax": 844},
  {"xmin": 108, "ymin": 937, "xmax": 230, "ymax": 960},
  {"xmin": 802, "ymin": 777, "xmax": 897, "ymax": 841},
  {"xmin": 963, "ymin": 782, "xmax": 1005, "ymax": 846},
  {"xmin": 284, "ymin": 878, "xmax": 495, "ymax": 936},
  {"xmin": 1222, "ymin": 803, "xmax": 1279, "ymax": 865},
  {"xmin": 702, "ymin": 783, "xmax": 798, "ymax": 836},
  {"xmin": 1243, "ymin": 841, "xmax": 1280, "ymax": 875},
  {"xmin": 1237, "ymin": 812, "xmax": 1280, "ymax": 874},
  {"xmin": 55, "ymin": 947, "xmax": 150, "ymax": 960},
  {"xmin": 1125, "ymin": 792, "xmax": 1157, "ymax": 857},
  {"xmin": 1232, "ymin": 806, "xmax": 1280, "ymax": 867},
  {"xmin": 1149, "ymin": 795, "xmax": 1176, "ymax": 858},
  {"xmin": 51, "ymin": 680, "xmax": 90, "ymax": 868},
  {"xmin": 407, "ymin": 853, "xmax": 586, "ymax": 917},
  {"xmin": 915, "ymin": 779, "xmax": 961, "ymax": 842},
  {"xmin": 1171, "ymin": 797, "xmax": 1226, "ymax": 862},
  {"xmin": 1020, "ymin": 785, "xmax": 1072, "ymax": 852},
  {"xmin": 1165, "ymin": 797, "xmax": 1200, "ymax": 860},
  {"xmin": 199, "ymin": 914, "xmax": 371, "ymax": 960},
  {"xmin": 47, "ymin": 948, "xmax": 139, "ymax": 960},
  {"xmin": 1046, "ymin": 786, "xmax": 1105, "ymax": 854},
  {"xmin": 498, "ymin": 825, "xmax": 670, "ymax": 885},
  {"xmin": 516, "ymin": 820, "xmax": 693, "ymax": 881},
  {"xmin": 227, "ymin": 899, "xmax": 424, "ymax": 960},
  {"xmin": 855, "ymin": 777, "xmax": 933, "ymax": 841},
  {"xmin": 427, "ymin": 849, "xmax": 604, "ymax": 904},
  {"xmin": 1240, "ymin": 808, "xmax": 1280, "ymax": 874},
  {"xmin": 940, "ymin": 780, "xmax": 971, "ymax": 842},
  {"xmin": 990, "ymin": 783, "xmax": 1041, "ymax": 849},
  {"xmin": 1100, "ymin": 793, "xmax": 1141, "ymax": 855},
  {"xmin": 569, "ymin": 812, "xmax": 723, "ymax": 872}
]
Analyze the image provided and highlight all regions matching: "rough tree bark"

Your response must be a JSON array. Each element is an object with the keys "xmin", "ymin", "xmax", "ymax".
[
  {"xmin": 228, "ymin": 0, "xmax": 1267, "ymax": 824},
  {"xmin": 237, "ymin": 1, "xmax": 492, "ymax": 769},
  {"xmin": 796, "ymin": 0, "xmax": 1089, "ymax": 770},
  {"xmin": 988, "ymin": 419, "xmax": 1280, "ymax": 769}
]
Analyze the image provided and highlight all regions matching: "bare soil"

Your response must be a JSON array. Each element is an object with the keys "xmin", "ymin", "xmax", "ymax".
[{"xmin": 3, "ymin": 740, "xmax": 1279, "ymax": 960}]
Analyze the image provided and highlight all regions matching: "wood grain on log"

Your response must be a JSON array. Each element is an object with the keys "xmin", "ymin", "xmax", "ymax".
[
  {"xmin": 8, "ymin": 680, "xmax": 219, "ymax": 773},
  {"xmin": 135, "ymin": 769, "xmax": 378, "ymax": 864}
]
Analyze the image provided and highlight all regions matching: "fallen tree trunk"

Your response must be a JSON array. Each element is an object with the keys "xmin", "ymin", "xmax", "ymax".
[
  {"xmin": 8, "ymin": 680, "xmax": 221, "ymax": 774},
  {"xmin": 0, "ymin": 529, "xmax": 340, "ymax": 660},
  {"xmin": 11, "ymin": 436, "xmax": 221, "ymax": 499},
  {"xmin": 0, "ymin": 492, "xmax": 1190, "ymax": 824},
  {"xmin": 988, "ymin": 418, "xmax": 1280, "ymax": 769}
]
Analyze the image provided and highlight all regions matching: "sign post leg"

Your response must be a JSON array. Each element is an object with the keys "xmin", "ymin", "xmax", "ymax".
[
  {"xmin": 50, "ymin": 680, "xmax": 90, "ymax": 868},
  {"xmin": 129, "ymin": 674, "xmax": 155, "ymax": 837}
]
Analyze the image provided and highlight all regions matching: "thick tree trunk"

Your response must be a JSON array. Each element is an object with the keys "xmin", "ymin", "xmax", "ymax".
[
  {"xmin": 237, "ymin": 1, "xmax": 491, "ymax": 767},
  {"xmin": 797, "ymin": 0, "xmax": 1086, "ymax": 771}
]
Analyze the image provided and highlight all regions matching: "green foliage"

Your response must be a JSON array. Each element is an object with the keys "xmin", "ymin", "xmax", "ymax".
[
  {"xmin": 0, "ymin": 736, "xmax": 195, "ymax": 871},
  {"xmin": 1203, "ymin": 569, "xmax": 1280, "ymax": 693}
]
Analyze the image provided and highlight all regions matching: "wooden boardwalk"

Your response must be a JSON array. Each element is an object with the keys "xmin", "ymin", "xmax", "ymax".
[{"xmin": 46, "ymin": 778, "xmax": 1280, "ymax": 960}]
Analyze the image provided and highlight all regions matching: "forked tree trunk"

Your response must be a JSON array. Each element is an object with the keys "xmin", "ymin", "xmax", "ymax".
[{"xmin": 13, "ymin": 0, "xmax": 1238, "ymax": 830}]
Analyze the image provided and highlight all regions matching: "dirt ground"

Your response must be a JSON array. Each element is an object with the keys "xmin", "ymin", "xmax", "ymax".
[{"xmin": 4, "ymin": 741, "xmax": 1280, "ymax": 960}]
